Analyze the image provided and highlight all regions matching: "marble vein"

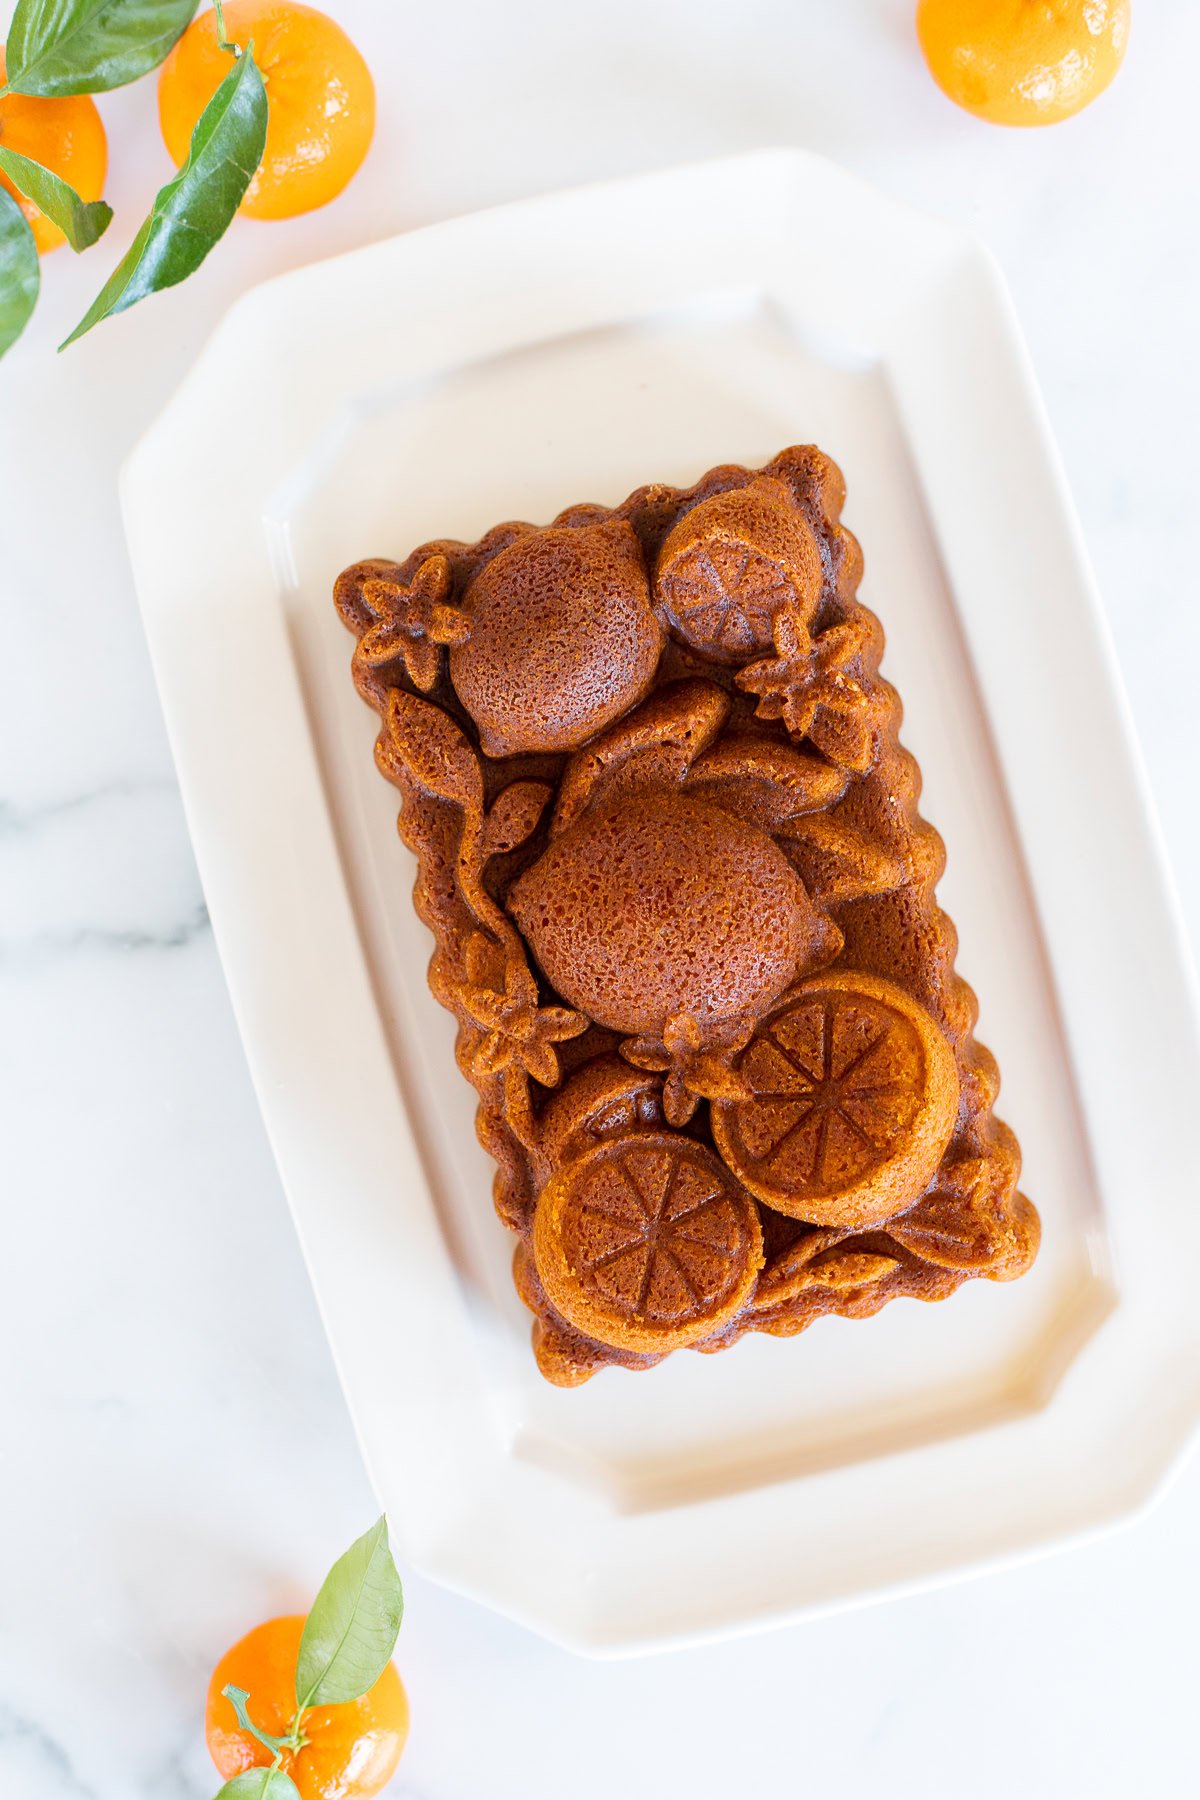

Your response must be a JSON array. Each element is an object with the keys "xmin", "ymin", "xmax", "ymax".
[
  {"xmin": 0, "ymin": 906, "xmax": 212, "ymax": 966},
  {"xmin": 0, "ymin": 1704, "xmax": 97, "ymax": 1800},
  {"xmin": 0, "ymin": 778, "xmax": 181, "ymax": 840},
  {"xmin": 0, "ymin": 777, "xmax": 209, "ymax": 968}
]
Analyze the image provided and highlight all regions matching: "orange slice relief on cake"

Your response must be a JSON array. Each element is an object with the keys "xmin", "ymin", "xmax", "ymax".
[
  {"xmin": 712, "ymin": 971, "xmax": 960, "ymax": 1229},
  {"xmin": 533, "ymin": 1133, "xmax": 764, "ymax": 1354}
]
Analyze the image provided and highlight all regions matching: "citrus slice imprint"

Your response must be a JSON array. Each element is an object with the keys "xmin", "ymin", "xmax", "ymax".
[
  {"xmin": 712, "ymin": 971, "xmax": 959, "ymax": 1228},
  {"xmin": 533, "ymin": 1133, "xmax": 763, "ymax": 1354},
  {"xmin": 654, "ymin": 478, "xmax": 823, "ymax": 661}
]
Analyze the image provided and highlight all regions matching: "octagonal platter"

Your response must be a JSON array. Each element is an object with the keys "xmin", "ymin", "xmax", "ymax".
[{"xmin": 121, "ymin": 151, "xmax": 1200, "ymax": 1655}]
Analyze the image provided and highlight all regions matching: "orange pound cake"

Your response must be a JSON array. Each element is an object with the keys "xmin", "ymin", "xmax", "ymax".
[{"xmin": 334, "ymin": 448, "xmax": 1040, "ymax": 1385}]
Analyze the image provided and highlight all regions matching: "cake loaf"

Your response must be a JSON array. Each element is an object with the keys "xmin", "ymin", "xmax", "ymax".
[{"xmin": 334, "ymin": 447, "xmax": 1039, "ymax": 1385}]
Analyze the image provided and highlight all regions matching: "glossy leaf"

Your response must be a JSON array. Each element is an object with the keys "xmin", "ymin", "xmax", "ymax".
[
  {"xmin": 295, "ymin": 1516, "xmax": 404, "ymax": 1709},
  {"xmin": 0, "ymin": 189, "xmax": 40, "ymax": 360},
  {"xmin": 60, "ymin": 45, "xmax": 266, "ymax": 348},
  {"xmin": 0, "ymin": 146, "xmax": 111, "ymax": 250},
  {"xmin": 3, "ymin": 0, "xmax": 198, "ymax": 97},
  {"xmin": 214, "ymin": 1770, "xmax": 302, "ymax": 1800}
]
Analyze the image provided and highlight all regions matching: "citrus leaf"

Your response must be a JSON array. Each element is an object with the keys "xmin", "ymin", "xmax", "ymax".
[
  {"xmin": 0, "ymin": 189, "xmax": 40, "ymax": 359},
  {"xmin": 60, "ymin": 43, "xmax": 265, "ymax": 349},
  {"xmin": 295, "ymin": 1516, "xmax": 404, "ymax": 1710},
  {"xmin": 214, "ymin": 1771, "xmax": 302, "ymax": 1800},
  {"xmin": 3, "ymin": 0, "xmax": 198, "ymax": 97},
  {"xmin": 0, "ymin": 146, "xmax": 111, "ymax": 249}
]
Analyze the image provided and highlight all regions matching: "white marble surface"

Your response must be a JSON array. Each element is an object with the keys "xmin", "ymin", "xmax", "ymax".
[{"xmin": 2, "ymin": 1, "xmax": 1198, "ymax": 1794}]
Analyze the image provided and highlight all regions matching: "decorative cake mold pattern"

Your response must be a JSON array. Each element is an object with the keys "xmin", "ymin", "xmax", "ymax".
[{"xmin": 334, "ymin": 446, "xmax": 1039, "ymax": 1385}]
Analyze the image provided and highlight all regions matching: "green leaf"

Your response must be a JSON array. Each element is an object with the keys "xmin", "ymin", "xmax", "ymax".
[
  {"xmin": 214, "ymin": 1770, "xmax": 302, "ymax": 1800},
  {"xmin": 295, "ymin": 1516, "xmax": 404, "ymax": 1710},
  {"xmin": 3, "ymin": 0, "xmax": 199, "ymax": 97},
  {"xmin": 0, "ymin": 188, "xmax": 40, "ymax": 360},
  {"xmin": 59, "ymin": 43, "xmax": 266, "ymax": 349},
  {"xmin": 220, "ymin": 1686, "xmax": 292, "ymax": 1758},
  {"xmin": 0, "ymin": 147, "xmax": 111, "ymax": 250}
]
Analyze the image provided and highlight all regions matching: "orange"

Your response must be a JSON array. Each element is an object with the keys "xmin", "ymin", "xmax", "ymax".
[
  {"xmin": 157, "ymin": 3, "xmax": 374, "ymax": 220},
  {"xmin": 206, "ymin": 1614, "xmax": 409, "ymax": 1800},
  {"xmin": 0, "ymin": 46, "xmax": 107, "ymax": 253},
  {"xmin": 916, "ymin": 0, "xmax": 1130, "ymax": 126}
]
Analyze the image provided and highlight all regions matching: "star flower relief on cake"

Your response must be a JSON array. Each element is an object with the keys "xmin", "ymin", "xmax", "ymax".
[{"xmin": 356, "ymin": 553, "xmax": 470, "ymax": 690}]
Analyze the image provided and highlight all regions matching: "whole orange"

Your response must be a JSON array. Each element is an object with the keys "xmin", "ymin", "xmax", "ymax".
[
  {"xmin": 158, "ymin": 3, "xmax": 374, "ymax": 220},
  {"xmin": 0, "ymin": 46, "xmax": 108, "ymax": 252},
  {"xmin": 205, "ymin": 1614, "xmax": 409, "ymax": 1800},
  {"xmin": 916, "ymin": 0, "xmax": 1130, "ymax": 126}
]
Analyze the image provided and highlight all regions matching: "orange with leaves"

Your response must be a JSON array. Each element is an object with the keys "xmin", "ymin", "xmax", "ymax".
[
  {"xmin": 205, "ymin": 1516, "xmax": 407, "ymax": 1800},
  {"xmin": 157, "ymin": 3, "xmax": 374, "ymax": 220},
  {"xmin": 206, "ymin": 1614, "xmax": 409, "ymax": 1800},
  {"xmin": 0, "ymin": 46, "xmax": 107, "ymax": 252}
]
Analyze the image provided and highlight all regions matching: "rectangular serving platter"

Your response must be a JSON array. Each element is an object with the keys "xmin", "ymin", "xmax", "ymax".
[{"xmin": 121, "ymin": 151, "xmax": 1200, "ymax": 1655}]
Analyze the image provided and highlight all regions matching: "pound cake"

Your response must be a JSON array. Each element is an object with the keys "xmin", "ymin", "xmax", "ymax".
[{"xmin": 334, "ymin": 447, "xmax": 1040, "ymax": 1386}]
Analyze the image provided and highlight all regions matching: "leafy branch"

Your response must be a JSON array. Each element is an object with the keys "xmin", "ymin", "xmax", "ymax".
[
  {"xmin": 0, "ymin": 0, "xmax": 269, "ymax": 360},
  {"xmin": 212, "ymin": 1516, "xmax": 404, "ymax": 1800},
  {"xmin": 1, "ymin": 0, "xmax": 199, "ymax": 98},
  {"xmin": 0, "ymin": 146, "xmax": 112, "ymax": 248},
  {"xmin": 61, "ymin": 38, "xmax": 266, "ymax": 346}
]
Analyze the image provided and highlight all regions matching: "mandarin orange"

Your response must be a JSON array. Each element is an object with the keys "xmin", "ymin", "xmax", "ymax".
[
  {"xmin": 916, "ymin": 0, "xmax": 1130, "ymax": 126},
  {"xmin": 205, "ymin": 1614, "xmax": 409, "ymax": 1800},
  {"xmin": 158, "ymin": 3, "xmax": 374, "ymax": 220},
  {"xmin": 0, "ymin": 46, "xmax": 108, "ymax": 252}
]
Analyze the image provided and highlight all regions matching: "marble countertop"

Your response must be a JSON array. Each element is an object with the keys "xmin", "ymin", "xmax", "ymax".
[{"xmin": 3, "ymin": 2, "xmax": 1198, "ymax": 1794}]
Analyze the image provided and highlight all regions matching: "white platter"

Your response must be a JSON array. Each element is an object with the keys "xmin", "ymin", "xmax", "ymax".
[{"xmin": 121, "ymin": 151, "xmax": 1200, "ymax": 1656}]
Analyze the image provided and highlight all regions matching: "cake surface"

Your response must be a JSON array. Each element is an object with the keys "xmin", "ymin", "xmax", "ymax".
[{"xmin": 334, "ymin": 446, "xmax": 1040, "ymax": 1385}]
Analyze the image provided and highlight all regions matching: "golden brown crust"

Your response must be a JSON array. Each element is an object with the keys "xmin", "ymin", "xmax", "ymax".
[
  {"xmin": 533, "ymin": 1134, "xmax": 764, "ymax": 1355},
  {"xmin": 711, "ymin": 970, "xmax": 960, "ymax": 1229},
  {"xmin": 450, "ymin": 520, "xmax": 662, "ymax": 755},
  {"xmin": 334, "ymin": 445, "xmax": 1040, "ymax": 1384}
]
